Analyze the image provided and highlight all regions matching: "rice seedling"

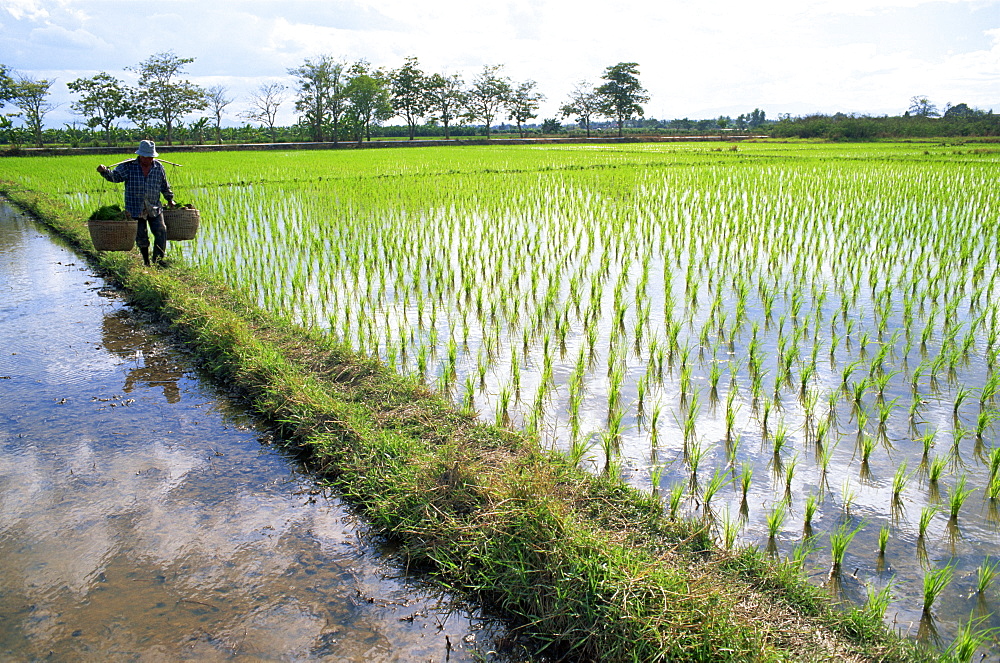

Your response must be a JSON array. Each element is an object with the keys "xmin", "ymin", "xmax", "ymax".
[
  {"xmin": 648, "ymin": 400, "xmax": 663, "ymax": 447},
  {"xmin": 864, "ymin": 582, "xmax": 893, "ymax": 621},
  {"xmin": 989, "ymin": 474, "xmax": 1000, "ymax": 501},
  {"xmin": 718, "ymin": 506, "xmax": 741, "ymax": 550},
  {"xmin": 803, "ymin": 493, "xmax": 818, "ymax": 528},
  {"xmin": 765, "ymin": 502, "xmax": 787, "ymax": 541},
  {"xmin": 922, "ymin": 564, "xmax": 954, "ymax": 615},
  {"xmin": 790, "ymin": 535, "xmax": 816, "ymax": 571},
  {"xmin": 759, "ymin": 396, "xmax": 775, "ymax": 439},
  {"xmin": 892, "ymin": 461, "xmax": 911, "ymax": 500},
  {"xmin": 989, "ymin": 446, "xmax": 1000, "ymax": 483},
  {"xmin": 567, "ymin": 435, "xmax": 594, "ymax": 466},
  {"xmin": 945, "ymin": 615, "xmax": 997, "ymax": 663},
  {"xmin": 951, "ymin": 425, "xmax": 969, "ymax": 458},
  {"xmin": 772, "ymin": 421, "xmax": 790, "ymax": 457},
  {"xmin": 667, "ymin": 482, "xmax": 686, "ymax": 519},
  {"xmin": 874, "ymin": 396, "xmax": 898, "ymax": 437},
  {"xmin": 928, "ymin": 454, "xmax": 947, "ymax": 484},
  {"xmin": 954, "ymin": 385, "xmax": 975, "ymax": 419},
  {"xmin": 724, "ymin": 389, "xmax": 740, "ymax": 442},
  {"xmin": 686, "ymin": 437, "xmax": 707, "ymax": 487},
  {"xmin": 461, "ymin": 375, "xmax": 477, "ymax": 415},
  {"xmin": 975, "ymin": 407, "xmax": 997, "ymax": 442},
  {"xmin": 829, "ymin": 520, "xmax": 863, "ymax": 575},
  {"xmin": 919, "ymin": 428, "xmax": 936, "ymax": 458},
  {"xmin": 648, "ymin": 462, "xmax": 665, "ymax": 497},
  {"xmin": 739, "ymin": 463, "xmax": 753, "ymax": 500},
  {"xmin": 701, "ymin": 354, "xmax": 720, "ymax": 391},
  {"xmin": 980, "ymin": 371, "xmax": 1000, "ymax": 407},
  {"xmin": 814, "ymin": 416, "xmax": 830, "ymax": 449},
  {"xmin": 600, "ymin": 408, "xmax": 627, "ymax": 473},
  {"xmin": 849, "ymin": 377, "xmax": 869, "ymax": 410},
  {"xmin": 841, "ymin": 478, "xmax": 857, "ymax": 515},
  {"xmin": 919, "ymin": 505, "xmax": 939, "ymax": 539},
  {"xmin": 676, "ymin": 401, "xmax": 700, "ymax": 448},
  {"xmin": 818, "ymin": 435, "xmax": 839, "ymax": 480},
  {"xmin": 947, "ymin": 475, "xmax": 975, "ymax": 522},
  {"xmin": 701, "ymin": 465, "xmax": 732, "ymax": 513},
  {"xmin": 877, "ymin": 524, "xmax": 890, "ymax": 556},
  {"xmin": 976, "ymin": 557, "xmax": 1000, "ymax": 594},
  {"xmin": 783, "ymin": 453, "xmax": 798, "ymax": 498},
  {"xmin": 858, "ymin": 432, "xmax": 877, "ymax": 466}
]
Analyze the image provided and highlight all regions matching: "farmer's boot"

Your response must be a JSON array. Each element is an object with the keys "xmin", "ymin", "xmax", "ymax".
[{"xmin": 139, "ymin": 246, "xmax": 151, "ymax": 266}]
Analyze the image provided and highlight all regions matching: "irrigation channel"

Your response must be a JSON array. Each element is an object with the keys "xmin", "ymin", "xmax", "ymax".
[{"xmin": 0, "ymin": 202, "xmax": 527, "ymax": 661}]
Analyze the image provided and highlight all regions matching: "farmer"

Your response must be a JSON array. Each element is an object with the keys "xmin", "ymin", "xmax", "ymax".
[{"xmin": 96, "ymin": 140, "xmax": 175, "ymax": 266}]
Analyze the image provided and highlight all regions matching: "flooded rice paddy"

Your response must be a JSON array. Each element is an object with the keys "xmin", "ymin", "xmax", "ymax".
[
  {"xmin": 164, "ymin": 145, "xmax": 1000, "ymax": 653},
  {"xmin": 11, "ymin": 143, "xmax": 1000, "ymax": 655},
  {"xmin": 0, "ymin": 202, "xmax": 526, "ymax": 661}
]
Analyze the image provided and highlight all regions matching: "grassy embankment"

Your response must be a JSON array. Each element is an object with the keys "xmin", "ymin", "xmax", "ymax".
[{"xmin": 1, "ymin": 178, "xmax": 935, "ymax": 662}]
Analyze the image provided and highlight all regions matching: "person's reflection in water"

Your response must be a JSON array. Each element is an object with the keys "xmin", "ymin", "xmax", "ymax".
[{"xmin": 101, "ymin": 311, "xmax": 184, "ymax": 403}]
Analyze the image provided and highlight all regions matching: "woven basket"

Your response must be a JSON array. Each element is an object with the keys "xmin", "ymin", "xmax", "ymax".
[
  {"xmin": 163, "ymin": 207, "xmax": 200, "ymax": 241},
  {"xmin": 88, "ymin": 218, "xmax": 137, "ymax": 251}
]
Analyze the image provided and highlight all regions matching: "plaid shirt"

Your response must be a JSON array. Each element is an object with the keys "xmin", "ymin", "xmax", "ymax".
[{"xmin": 100, "ymin": 158, "xmax": 174, "ymax": 218}]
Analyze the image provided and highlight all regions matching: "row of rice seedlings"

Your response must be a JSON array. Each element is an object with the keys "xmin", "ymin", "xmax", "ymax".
[{"xmin": 84, "ymin": 162, "xmax": 992, "ymax": 482}]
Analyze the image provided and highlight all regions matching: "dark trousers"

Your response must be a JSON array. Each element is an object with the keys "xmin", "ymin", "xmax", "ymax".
[{"xmin": 136, "ymin": 211, "xmax": 167, "ymax": 254}]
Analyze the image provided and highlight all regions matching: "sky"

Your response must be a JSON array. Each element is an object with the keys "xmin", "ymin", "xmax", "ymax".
[{"xmin": 1, "ymin": 0, "xmax": 998, "ymax": 130}]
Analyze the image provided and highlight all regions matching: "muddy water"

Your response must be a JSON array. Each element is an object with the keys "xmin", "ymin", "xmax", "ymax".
[{"xmin": 0, "ymin": 203, "xmax": 526, "ymax": 661}]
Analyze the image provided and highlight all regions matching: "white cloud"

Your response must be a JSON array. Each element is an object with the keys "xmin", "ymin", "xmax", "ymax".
[
  {"xmin": 29, "ymin": 21, "xmax": 109, "ymax": 50},
  {"xmin": 2, "ymin": 0, "xmax": 51, "ymax": 21}
]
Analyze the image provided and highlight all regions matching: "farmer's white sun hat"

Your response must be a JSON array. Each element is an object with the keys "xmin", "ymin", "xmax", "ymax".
[{"xmin": 136, "ymin": 140, "xmax": 158, "ymax": 157}]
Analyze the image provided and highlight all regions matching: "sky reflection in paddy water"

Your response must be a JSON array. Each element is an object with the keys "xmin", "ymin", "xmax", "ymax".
[{"xmin": 0, "ymin": 203, "xmax": 520, "ymax": 661}]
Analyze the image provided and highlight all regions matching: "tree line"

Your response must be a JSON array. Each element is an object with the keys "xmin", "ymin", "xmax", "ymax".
[
  {"xmin": 5, "ymin": 53, "xmax": 994, "ymax": 148},
  {"xmin": 771, "ymin": 96, "xmax": 998, "ymax": 141},
  {"xmin": 0, "ymin": 53, "xmax": 654, "ymax": 148}
]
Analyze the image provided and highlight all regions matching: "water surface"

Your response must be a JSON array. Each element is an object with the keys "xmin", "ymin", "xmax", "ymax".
[{"xmin": 0, "ymin": 203, "xmax": 526, "ymax": 661}]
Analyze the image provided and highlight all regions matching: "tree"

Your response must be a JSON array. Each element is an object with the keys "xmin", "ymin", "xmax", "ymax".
[
  {"xmin": 343, "ymin": 61, "xmax": 392, "ymax": 144},
  {"xmin": 205, "ymin": 85, "xmax": 233, "ymax": 144},
  {"xmin": 288, "ymin": 55, "xmax": 346, "ymax": 142},
  {"xmin": 189, "ymin": 117, "xmax": 210, "ymax": 144},
  {"xmin": 425, "ymin": 72, "xmax": 465, "ymax": 140},
  {"xmin": 9, "ymin": 73, "xmax": 56, "ymax": 147},
  {"xmin": 748, "ymin": 108, "xmax": 766, "ymax": 128},
  {"xmin": 908, "ymin": 96, "xmax": 939, "ymax": 118},
  {"xmin": 0, "ymin": 65, "xmax": 20, "ymax": 147},
  {"xmin": 390, "ymin": 56, "xmax": 427, "ymax": 140},
  {"xmin": 129, "ymin": 51, "xmax": 207, "ymax": 144},
  {"xmin": 67, "ymin": 72, "xmax": 131, "ymax": 146},
  {"xmin": 541, "ymin": 118, "xmax": 563, "ymax": 133},
  {"xmin": 124, "ymin": 88, "xmax": 154, "ymax": 134},
  {"xmin": 507, "ymin": 80, "xmax": 544, "ymax": 138},
  {"xmin": 559, "ymin": 80, "xmax": 601, "ymax": 137},
  {"xmin": 596, "ymin": 62, "xmax": 648, "ymax": 137},
  {"xmin": 942, "ymin": 102, "xmax": 983, "ymax": 120},
  {"xmin": 0, "ymin": 64, "xmax": 15, "ymax": 108},
  {"xmin": 464, "ymin": 65, "xmax": 511, "ymax": 138},
  {"xmin": 242, "ymin": 81, "xmax": 287, "ymax": 142}
]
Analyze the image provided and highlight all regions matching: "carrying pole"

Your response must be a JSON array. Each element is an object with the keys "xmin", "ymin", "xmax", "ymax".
[{"xmin": 109, "ymin": 158, "xmax": 184, "ymax": 168}]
